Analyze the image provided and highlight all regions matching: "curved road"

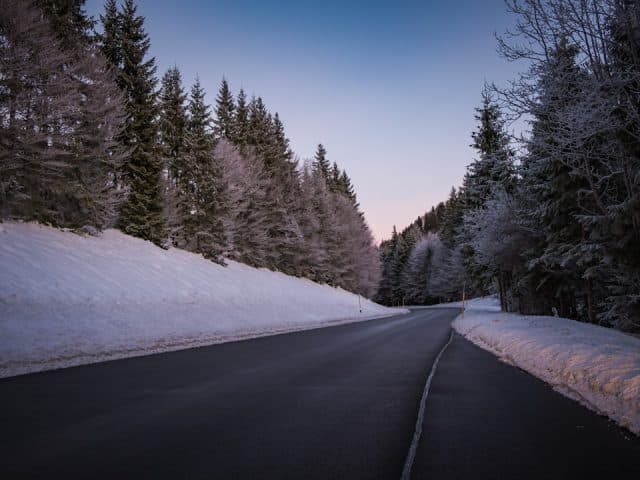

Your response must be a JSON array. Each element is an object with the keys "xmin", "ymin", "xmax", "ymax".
[{"xmin": 1, "ymin": 308, "xmax": 638, "ymax": 478}]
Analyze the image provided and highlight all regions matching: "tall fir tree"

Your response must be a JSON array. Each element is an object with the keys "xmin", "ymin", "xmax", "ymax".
[
  {"xmin": 0, "ymin": 0, "xmax": 124, "ymax": 228},
  {"xmin": 158, "ymin": 66, "xmax": 187, "ymax": 182},
  {"xmin": 213, "ymin": 78, "xmax": 235, "ymax": 140},
  {"xmin": 177, "ymin": 79, "xmax": 228, "ymax": 262},
  {"xmin": 231, "ymin": 88, "xmax": 249, "ymax": 148},
  {"xmin": 34, "ymin": 0, "xmax": 94, "ymax": 47},
  {"xmin": 247, "ymin": 96, "xmax": 270, "ymax": 155},
  {"xmin": 101, "ymin": 0, "xmax": 165, "ymax": 245},
  {"xmin": 313, "ymin": 144, "xmax": 330, "ymax": 181},
  {"xmin": 463, "ymin": 89, "xmax": 515, "ymax": 211},
  {"xmin": 520, "ymin": 39, "xmax": 594, "ymax": 319},
  {"xmin": 98, "ymin": 0, "xmax": 120, "ymax": 69}
]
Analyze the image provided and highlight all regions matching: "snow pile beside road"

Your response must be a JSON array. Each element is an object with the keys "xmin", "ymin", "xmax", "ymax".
[
  {"xmin": 427, "ymin": 296, "xmax": 501, "ymax": 311},
  {"xmin": 0, "ymin": 222, "xmax": 404, "ymax": 378},
  {"xmin": 453, "ymin": 309, "xmax": 640, "ymax": 435}
]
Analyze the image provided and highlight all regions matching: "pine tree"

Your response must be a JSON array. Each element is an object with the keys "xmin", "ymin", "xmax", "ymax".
[
  {"xmin": 456, "ymin": 91, "xmax": 516, "ymax": 295},
  {"xmin": 176, "ymin": 79, "xmax": 228, "ymax": 262},
  {"xmin": 330, "ymin": 162, "xmax": 340, "ymax": 192},
  {"xmin": 215, "ymin": 139, "xmax": 272, "ymax": 267},
  {"xmin": 313, "ymin": 144, "xmax": 330, "ymax": 181},
  {"xmin": 338, "ymin": 170, "xmax": 357, "ymax": 203},
  {"xmin": 34, "ymin": 0, "xmax": 94, "ymax": 48},
  {"xmin": 376, "ymin": 227, "xmax": 399, "ymax": 305},
  {"xmin": 463, "ymin": 89, "xmax": 515, "ymax": 211},
  {"xmin": 103, "ymin": 0, "xmax": 165, "ymax": 245},
  {"xmin": 98, "ymin": 0, "xmax": 120, "ymax": 69},
  {"xmin": 213, "ymin": 78, "xmax": 235, "ymax": 140},
  {"xmin": 247, "ymin": 96, "xmax": 270, "ymax": 156},
  {"xmin": 271, "ymin": 113, "xmax": 293, "ymax": 162},
  {"xmin": 519, "ymin": 39, "xmax": 592, "ymax": 319},
  {"xmin": 438, "ymin": 187, "xmax": 463, "ymax": 248},
  {"xmin": 158, "ymin": 66, "xmax": 187, "ymax": 182},
  {"xmin": 231, "ymin": 88, "xmax": 249, "ymax": 148},
  {"xmin": 0, "ymin": 0, "xmax": 124, "ymax": 228}
]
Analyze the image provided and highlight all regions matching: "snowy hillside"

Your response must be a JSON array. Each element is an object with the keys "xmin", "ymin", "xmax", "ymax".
[
  {"xmin": 453, "ymin": 307, "xmax": 640, "ymax": 435},
  {"xmin": 0, "ymin": 222, "xmax": 404, "ymax": 378}
]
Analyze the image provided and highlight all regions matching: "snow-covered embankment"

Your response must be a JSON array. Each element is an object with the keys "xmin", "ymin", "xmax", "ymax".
[
  {"xmin": 0, "ymin": 222, "xmax": 405, "ymax": 378},
  {"xmin": 453, "ymin": 302, "xmax": 640, "ymax": 435}
]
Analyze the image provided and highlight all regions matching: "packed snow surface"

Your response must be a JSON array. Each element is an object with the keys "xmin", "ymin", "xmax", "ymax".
[
  {"xmin": 453, "ymin": 305, "xmax": 640, "ymax": 435},
  {"xmin": 417, "ymin": 296, "xmax": 501, "ymax": 311},
  {"xmin": 0, "ymin": 222, "xmax": 404, "ymax": 378}
]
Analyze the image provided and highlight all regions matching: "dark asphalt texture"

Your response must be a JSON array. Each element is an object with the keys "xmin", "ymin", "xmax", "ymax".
[
  {"xmin": 1, "ymin": 309, "xmax": 454, "ymax": 479},
  {"xmin": 1, "ymin": 308, "xmax": 638, "ymax": 479},
  {"xmin": 411, "ymin": 331, "xmax": 640, "ymax": 479}
]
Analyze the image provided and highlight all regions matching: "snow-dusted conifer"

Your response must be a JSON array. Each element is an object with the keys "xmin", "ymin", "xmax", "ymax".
[
  {"xmin": 0, "ymin": 0, "xmax": 124, "ymax": 228},
  {"xmin": 102, "ymin": 0, "xmax": 165, "ymax": 245},
  {"xmin": 213, "ymin": 78, "xmax": 235, "ymax": 140},
  {"xmin": 176, "ymin": 79, "xmax": 228, "ymax": 262}
]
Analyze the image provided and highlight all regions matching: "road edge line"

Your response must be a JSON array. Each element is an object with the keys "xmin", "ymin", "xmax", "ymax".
[{"xmin": 400, "ymin": 329, "xmax": 454, "ymax": 480}]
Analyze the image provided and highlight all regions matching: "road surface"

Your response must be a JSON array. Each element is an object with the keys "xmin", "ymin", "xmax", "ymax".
[{"xmin": 1, "ymin": 308, "xmax": 638, "ymax": 478}]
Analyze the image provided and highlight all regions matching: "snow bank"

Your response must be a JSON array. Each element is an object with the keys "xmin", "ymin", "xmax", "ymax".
[
  {"xmin": 453, "ymin": 309, "xmax": 640, "ymax": 435},
  {"xmin": 0, "ymin": 222, "xmax": 405, "ymax": 378},
  {"xmin": 416, "ymin": 296, "xmax": 501, "ymax": 311}
]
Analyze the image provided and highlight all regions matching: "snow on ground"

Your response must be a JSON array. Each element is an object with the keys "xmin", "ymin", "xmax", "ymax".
[
  {"xmin": 453, "ymin": 306, "xmax": 640, "ymax": 435},
  {"xmin": 0, "ymin": 222, "xmax": 405, "ymax": 378},
  {"xmin": 414, "ymin": 296, "xmax": 501, "ymax": 311}
]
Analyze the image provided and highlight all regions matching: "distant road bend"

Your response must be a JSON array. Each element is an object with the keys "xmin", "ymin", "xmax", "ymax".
[{"xmin": 1, "ymin": 308, "xmax": 638, "ymax": 479}]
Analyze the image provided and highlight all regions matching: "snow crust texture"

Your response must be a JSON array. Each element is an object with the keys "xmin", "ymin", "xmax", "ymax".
[
  {"xmin": 0, "ymin": 222, "xmax": 404, "ymax": 378},
  {"xmin": 453, "ymin": 306, "xmax": 640, "ymax": 435}
]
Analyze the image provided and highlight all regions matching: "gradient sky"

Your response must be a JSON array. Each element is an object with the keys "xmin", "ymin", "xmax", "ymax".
[{"xmin": 86, "ymin": 0, "xmax": 524, "ymax": 242}]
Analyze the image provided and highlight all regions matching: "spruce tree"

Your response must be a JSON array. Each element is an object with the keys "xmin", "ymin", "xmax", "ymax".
[
  {"xmin": 102, "ymin": 0, "xmax": 165, "ymax": 245},
  {"xmin": 34, "ymin": 0, "xmax": 94, "ymax": 47},
  {"xmin": 214, "ymin": 78, "xmax": 235, "ymax": 140},
  {"xmin": 231, "ymin": 88, "xmax": 249, "ymax": 148},
  {"xmin": 313, "ymin": 144, "xmax": 330, "ymax": 181},
  {"xmin": 178, "ymin": 79, "xmax": 228, "ymax": 262},
  {"xmin": 271, "ymin": 113, "xmax": 293, "ymax": 162},
  {"xmin": 520, "ymin": 39, "xmax": 592, "ymax": 319},
  {"xmin": 98, "ymin": 0, "xmax": 120, "ymax": 69},
  {"xmin": 376, "ymin": 228, "xmax": 398, "ymax": 305},
  {"xmin": 463, "ymin": 89, "xmax": 515, "ymax": 211},
  {"xmin": 1, "ymin": 0, "xmax": 124, "ymax": 228},
  {"xmin": 247, "ymin": 96, "xmax": 270, "ymax": 156},
  {"xmin": 158, "ymin": 66, "xmax": 187, "ymax": 183}
]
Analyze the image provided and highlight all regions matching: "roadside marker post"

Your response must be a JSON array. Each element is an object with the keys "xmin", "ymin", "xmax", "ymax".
[{"xmin": 461, "ymin": 281, "xmax": 466, "ymax": 319}]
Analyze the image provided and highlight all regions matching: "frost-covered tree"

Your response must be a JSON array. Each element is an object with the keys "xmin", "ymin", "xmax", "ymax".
[
  {"xmin": 402, "ymin": 233, "xmax": 443, "ymax": 304},
  {"xmin": 0, "ymin": 0, "xmax": 124, "ymax": 228},
  {"xmin": 458, "ymin": 91, "xmax": 517, "ymax": 296},
  {"xmin": 429, "ymin": 242, "xmax": 465, "ymax": 302},
  {"xmin": 175, "ymin": 79, "xmax": 227, "ymax": 262},
  {"xmin": 463, "ymin": 89, "xmax": 516, "ymax": 210},
  {"xmin": 215, "ymin": 139, "xmax": 271, "ymax": 267},
  {"xmin": 34, "ymin": 0, "xmax": 94, "ymax": 48},
  {"xmin": 312, "ymin": 143, "xmax": 330, "ymax": 181},
  {"xmin": 492, "ymin": 0, "xmax": 640, "ymax": 329}
]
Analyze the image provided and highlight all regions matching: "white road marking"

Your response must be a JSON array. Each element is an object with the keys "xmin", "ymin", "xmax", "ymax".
[{"xmin": 401, "ymin": 329, "xmax": 454, "ymax": 480}]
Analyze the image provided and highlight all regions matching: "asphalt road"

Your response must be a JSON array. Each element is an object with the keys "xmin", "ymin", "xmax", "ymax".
[
  {"xmin": 410, "ymin": 331, "xmax": 640, "ymax": 479},
  {"xmin": 1, "ymin": 308, "xmax": 638, "ymax": 479}
]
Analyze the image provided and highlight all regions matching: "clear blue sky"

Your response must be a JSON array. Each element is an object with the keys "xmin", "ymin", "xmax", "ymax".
[{"xmin": 86, "ymin": 0, "xmax": 524, "ymax": 242}]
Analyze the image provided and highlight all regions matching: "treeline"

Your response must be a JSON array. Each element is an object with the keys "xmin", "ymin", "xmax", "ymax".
[
  {"xmin": 379, "ymin": 0, "xmax": 640, "ymax": 332},
  {"xmin": 0, "ymin": 0, "xmax": 380, "ymax": 297}
]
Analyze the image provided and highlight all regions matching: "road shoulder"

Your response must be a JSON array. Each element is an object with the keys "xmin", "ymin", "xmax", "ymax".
[{"xmin": 411, "ymin": 333, "xmax": 640, "ymax": 479}]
